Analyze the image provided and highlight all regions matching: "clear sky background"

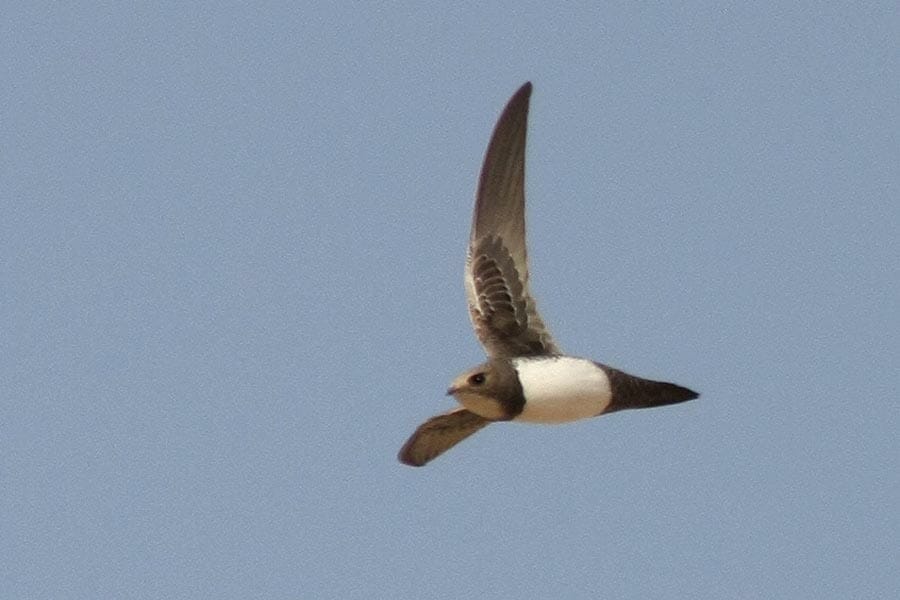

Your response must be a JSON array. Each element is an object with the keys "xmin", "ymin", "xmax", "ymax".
[{"xmin": 3, "ymin": 3, "xmax": 898, "ymax": 599}]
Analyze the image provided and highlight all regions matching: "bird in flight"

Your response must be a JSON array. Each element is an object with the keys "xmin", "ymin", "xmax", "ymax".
[{"xmin": 398, "ymin": 82, "xmax": 698, "ymax": 467}]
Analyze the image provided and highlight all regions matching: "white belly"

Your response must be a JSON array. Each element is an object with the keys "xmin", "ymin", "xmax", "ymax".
[{"xmin": 512, "ymin": 356, "xmax": 612, "ymax": 423}]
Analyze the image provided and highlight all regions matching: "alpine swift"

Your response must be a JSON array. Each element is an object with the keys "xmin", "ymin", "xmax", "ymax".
[{"xmin": 398, "ymin": 82, "xmax": 698, "ymax": 467}]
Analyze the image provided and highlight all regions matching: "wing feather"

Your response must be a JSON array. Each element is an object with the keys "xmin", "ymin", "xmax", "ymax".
[
  {"xmin": 398, "ymin": 408, "xmax": 491, "ymax": 467},
  {"xmin": 465, "ymin": 82, "xmax": 559, "ymax": 357}
]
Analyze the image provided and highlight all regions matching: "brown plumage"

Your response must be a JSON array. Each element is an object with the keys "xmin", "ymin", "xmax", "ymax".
[
  {"xmin": 398, "ymin": 408, "xmax": 490, "ymax": 467},
  {"xmin": 398, "ymin": 82, "xmax": 698, "ymax": 467},
  {"xmin": 465, "ymin": 82, "xmax": 559, "ymax": 359}
]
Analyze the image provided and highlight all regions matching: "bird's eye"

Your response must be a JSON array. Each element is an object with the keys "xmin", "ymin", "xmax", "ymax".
[{"xmin": 469, "ymin": 373, "xmax": 486, "ymax": 385}]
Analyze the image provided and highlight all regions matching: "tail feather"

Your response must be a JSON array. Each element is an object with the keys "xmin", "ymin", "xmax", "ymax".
[{"xmin": 600, "ymin": 364, "xmax": 698, "ymax": 413}]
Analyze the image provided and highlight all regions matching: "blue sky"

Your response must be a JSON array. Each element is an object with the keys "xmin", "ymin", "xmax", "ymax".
[{"xmin": 3, "ymin": 2, "xmax": 898, "ymax": 598}]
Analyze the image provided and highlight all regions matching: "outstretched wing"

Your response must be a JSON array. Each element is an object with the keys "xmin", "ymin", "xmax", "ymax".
[
  {"xmin": 398, "ymin": 408, "xmax": 491, "ymax": 467},
  {"xmin": 465, "ymin": 82, "xmax": 559, "ymax": 358}
]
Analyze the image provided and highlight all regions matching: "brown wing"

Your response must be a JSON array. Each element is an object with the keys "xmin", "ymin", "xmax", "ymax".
[
  {"xmin": 465, "ymin": 81, "xmax": 560, "ymax": 358},
  {"xmin": 397, "ymin": 408, "xmax": 491, "ymax": 467}
]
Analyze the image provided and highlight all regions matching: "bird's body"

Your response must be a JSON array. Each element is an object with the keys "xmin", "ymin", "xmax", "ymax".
[
  {"xmin": 398, "ymin": 82, "xmax": 698, "ymax": 467},
  {"xmin": 512, "ymin": 357, "xmax": 612, "ymax": 423}
]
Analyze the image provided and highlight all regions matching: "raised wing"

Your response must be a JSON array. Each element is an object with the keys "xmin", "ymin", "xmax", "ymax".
[
  {"xmin": 465, "ymin": 82, "xmax": 560, "ymax": 358},
  {"xmin": 397, "ymin": 408, "xmax": 491, "ymax": 467}
]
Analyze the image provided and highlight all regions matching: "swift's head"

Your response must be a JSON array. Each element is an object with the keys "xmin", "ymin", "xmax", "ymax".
[{"xmin": 447, "ymin": 359, "xmax": 525, "ymax": 420}]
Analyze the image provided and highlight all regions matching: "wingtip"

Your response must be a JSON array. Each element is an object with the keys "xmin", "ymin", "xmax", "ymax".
[
  {"xmin": 514, "ymin": 81, "xmax": 533, "ymax": 101},
  {"xmin": 494, "ymin": 82, "xmax": 532, "ymax": 121},
  {"xmin": 397, "ymin": 441, "xmax": 427, "ymax": 467},
  {"xmin": 398, "ymin": 454, "xmax": 425, "ymax": 468}
]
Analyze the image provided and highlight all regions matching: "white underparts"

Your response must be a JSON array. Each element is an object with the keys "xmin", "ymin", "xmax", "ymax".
[{"xmin": 513, "ymin": 356, "xmax": 612, "ymax": 423}]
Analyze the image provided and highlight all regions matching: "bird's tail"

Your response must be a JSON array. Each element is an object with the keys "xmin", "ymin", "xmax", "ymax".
[{"xmin": 601, "ymin": 365, "xmax": 699, "ymax": 413}]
